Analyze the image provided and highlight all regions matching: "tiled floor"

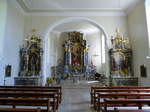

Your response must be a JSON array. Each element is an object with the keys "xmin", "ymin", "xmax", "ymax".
[
  {"xmin": 57, "ymin": 80, "xmax": 150, "ymax": 112},
  {"xmin": 57, "ymin": 80, "xmax": 95, "ymax": 112}
]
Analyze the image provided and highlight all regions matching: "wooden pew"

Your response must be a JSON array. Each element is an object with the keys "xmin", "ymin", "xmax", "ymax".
[
  {"xmin": 91, "ymin": 86, "xmax": 150, "ymax": 104},
  {"xmin": 102, "ymin": 109, "xmax": 150, "ymax": 112},
  {"xmin": 93, "ymin": 89, "xmax": 150, "ymax": 108},
  {"xmin": 0, "ymin": 86, "xmax": 62, "ymax": 112},
  {"xmin": 0, "ymin": 86, "xmax": 62, "ymax": 95},
  {"xmin": 0, "ymin": 97, "xmax": 51, "ymax": 112},
  {"xmin": 96, "ymin": 93, "xmax": 150, "ymax": 112},
  {"xmin": 0, "ymin": 91, "xmax": 57, "ymax": 112},
  {"xmin": 0, "ymin": 85, "xmax": 61, "ymax": 87},
  {"xmin": 0, "ymin": 86, "xmax": 62, "ymax": 103},
  {"xmin": 117, "ymin": 110, "xmax": 150, "ymax": 112},
  {"xmin": 0, "ymin": 108, "xmax": 41, "ymax": 112},
  {"xmin": 104, "ymin": 99, "xmax": 150, "ymax": 112},
  {"xmin": 0, "ymin": 86, "xmax": 62, "ymax": 92},
  {"xmin": 0, "ymin": 88, "xmax": 61, "ymax": 105}
]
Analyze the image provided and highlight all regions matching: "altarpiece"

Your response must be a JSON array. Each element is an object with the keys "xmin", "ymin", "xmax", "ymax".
[
  {"xmin": 63, "ymin": 31, "xmax": 89, "ymax": 74},
  {"xmin": 109, "ymin": 29, "xmax": 138, "ymax": 86},
  {"xmin": 109, "ymin": 29, "xmax": 132, "ymax": 77},
  {"xmin": 52, "ymin": 31, "xmax": 95, "ymax": 79},
  {"xmin": 15, "ymin": 29, "xmax": 43, "ymax": 85}
]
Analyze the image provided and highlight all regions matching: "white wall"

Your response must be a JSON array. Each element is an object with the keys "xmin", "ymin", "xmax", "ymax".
[
  {"xmin": 127, "ymin": 0, "xmax": 150, "ymax": 86},
  {"xmin": 0, "ymin": 0, "xmax": 7, "ymax": 59},
  {"xmin": 146, "ymin": 0, "xmax": 150, "ymax": 52},
  {"xmin": 0, "ymin": 0, "xmax": 8, "ymax": 86},
  {"xmin": 48, "ymin": 31, "xmax": 63, "ymax": 76},
  {"xmin": 24, "ymin": 15, "xmax": 128, "ymax": 80},
  {"xmin": 86, "ymin": 31, "xmax": 102, "ymax": 73},
  {"xmin": 0, "ymin": 0, "xmax": 25, "ymax": 85},
  {"xmin": 24, "ymin": 16, "xmax": 128, "ymax": 42}
]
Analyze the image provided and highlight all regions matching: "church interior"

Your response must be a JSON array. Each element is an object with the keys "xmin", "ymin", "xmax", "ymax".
[{"xmin": 1, "ymin": 0, "xmax": 150, "ymax": 112}]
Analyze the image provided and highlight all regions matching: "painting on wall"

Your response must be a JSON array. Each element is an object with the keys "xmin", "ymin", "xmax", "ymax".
[
  {"xmin": 5, "ymin": 65, "xmax": 11, "ymax": 77},
  {"xmin": 71, "ymin": 43, "xmax": 82, "ymax": 65},
  {"xmin": 109, "ymin": 50, "xmax": 132, "ymax": 76},
  {"xmin": 140, "ymin": 65, "xmax": 147, "ymax": 77}
]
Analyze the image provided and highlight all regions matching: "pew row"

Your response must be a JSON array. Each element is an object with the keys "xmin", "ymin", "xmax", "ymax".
[
  {"xmin": 91, "ymin": 86, "xmax": 150, "ymax": 105},
  {"xmin": 104, "ymin": 99, "xmax": 150, "ymax": 112},
  {"xmin": 96, "ymin": 93, "xmax": 150, "ymax": 112},
  {"xmin": 0, "ymin": 98, "xmax": 51, "ymax": 112},
  {"xmin": 117, "ymin": 110, "xmax": 150, "ymax": 112},
  {"xmin": 0, "ymin": 91, "xmax": 57, "ymax": 112},
  {"xmin": 0, "ymin": 86, "xmax": 62, "ymax": 112},
  {"xmin": 0, "ymin": 86, "xmax": 62, "ymax": 102},
  {"xmin": 0, "ymin": 88, "xmax": 61, "ymax": 104},
  {"xmin": 93, "ymin": 89, "xmax": 150, "ymax": 109},
  {"xmin": 0, "ymin": 108, "xmax": 41, "ymax": 112}
]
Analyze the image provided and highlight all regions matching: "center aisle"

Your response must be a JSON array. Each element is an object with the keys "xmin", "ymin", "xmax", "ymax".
[{"xmin": 57, "ymin": 80, "xmax": 96, "ymax": 112}]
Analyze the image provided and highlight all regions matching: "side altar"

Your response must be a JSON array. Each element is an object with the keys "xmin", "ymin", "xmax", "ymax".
[
  {"xmin": 52, "ymin": 31, "xmax": 96, "ymax": 80},
  {"xmin": 109, "ymin": 29, "xmax": 138, "ymax": 86},
  {"xmin": 14, "ymin": 29, "xmax": 43, "ymax": 85}
]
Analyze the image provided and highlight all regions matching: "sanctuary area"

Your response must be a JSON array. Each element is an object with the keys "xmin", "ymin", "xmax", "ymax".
[{"xmin": 1, "ymin": 0, "xmax": 150, "ymax": 112}]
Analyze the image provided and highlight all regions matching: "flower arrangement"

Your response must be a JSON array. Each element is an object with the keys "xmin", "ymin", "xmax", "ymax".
[{"xmin": 46, "ymin": 77, "xmax": 54, "ymax": 85}]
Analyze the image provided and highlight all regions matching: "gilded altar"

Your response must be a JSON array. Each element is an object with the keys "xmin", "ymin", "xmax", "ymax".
[
  {"xmin": 63, "ymin": 31, "xmax": 89, "ymax": 74},
  {"xmin": 109, "ymin": 29, "xmax": 132, "ymax": 77},
  {"xmin": 52, "ymin": 31, "xmax": 95, "ymax": 79},
  {"xmin": 15, "ymin": 29, "xmax": 43, "ymax": 85}
]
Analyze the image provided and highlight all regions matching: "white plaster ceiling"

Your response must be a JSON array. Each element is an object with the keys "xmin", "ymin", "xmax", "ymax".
[
  {"xmin": 53, "ymin": 21, "xmax": 100, "ymax": 34},
  {"xmin": 17, "ymin": 0, "xmax": 140, "ymax": 13}
]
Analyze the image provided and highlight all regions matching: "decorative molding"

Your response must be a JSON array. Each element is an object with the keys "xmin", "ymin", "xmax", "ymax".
[
  {"xmin": 14, "ymin": 0, "xmax": 26, "ymax": 15},
  {"xmin": 16, "ymin": 0, "xmax": 126, "ymax": 16},
  {"xmin": 125, "ymin": 0, "xmax": 142, "ymax": 15},
  {"xmin": 26, "ymin": 10, "xmax": 126, "ymax": 16},
  {"xmin": 16, "ymin": 0, "xmax": 29, "ymax": 12}
]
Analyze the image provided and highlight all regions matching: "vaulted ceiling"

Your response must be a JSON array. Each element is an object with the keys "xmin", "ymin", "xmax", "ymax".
[{"xmin": 17, "ymin": 0, "xmax": 140, "ymax": 13}]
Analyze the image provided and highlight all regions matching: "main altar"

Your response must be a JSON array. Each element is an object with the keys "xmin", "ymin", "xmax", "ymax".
[
  {"xmin": 52, "ymin": 31, "xmax": 95, "ymax": 81},
  {"xmin": 64, "ymin": 32, "xmax": 89, "ymax": 74}
]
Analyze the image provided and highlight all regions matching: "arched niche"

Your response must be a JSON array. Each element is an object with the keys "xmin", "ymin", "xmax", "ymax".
[{"xmin": 42, "ymin": 17, "xmax": 110, "ymax": 85}]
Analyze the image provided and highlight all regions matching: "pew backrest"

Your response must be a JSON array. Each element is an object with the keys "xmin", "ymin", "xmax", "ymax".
[{"xmin": 0, "ymin": 98, "xmax": 51, "ymax": 112}]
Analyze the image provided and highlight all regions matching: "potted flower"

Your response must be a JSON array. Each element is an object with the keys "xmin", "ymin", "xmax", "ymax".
[{"xmin": 46, "ymin": 77, "xmax": 54, "ymax": 86}]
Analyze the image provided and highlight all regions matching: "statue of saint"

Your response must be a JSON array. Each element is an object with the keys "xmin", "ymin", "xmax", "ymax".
[{"xmin": 29, "ymin": 53, "xmax": 37, "ymax": 71}]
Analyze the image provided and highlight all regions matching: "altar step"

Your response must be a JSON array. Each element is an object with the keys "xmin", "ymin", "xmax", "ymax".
[{"xmin": 58, "ymin": 79, "xmax": 103, "ymax": 89}]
